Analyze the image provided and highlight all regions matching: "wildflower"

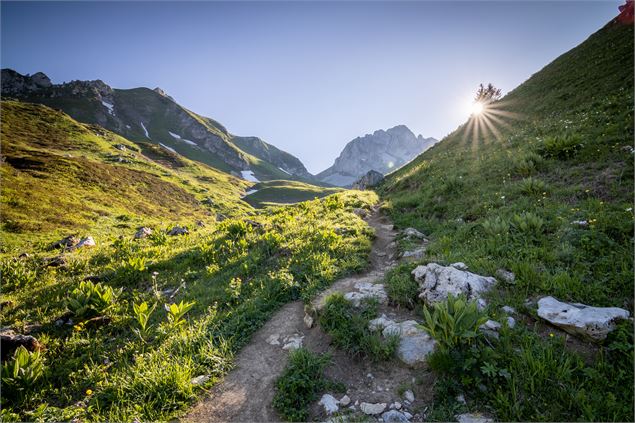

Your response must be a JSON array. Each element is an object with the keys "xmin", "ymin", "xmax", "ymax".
[
  {"xmin": 549, "ymin": 333, "xmax": 554, "ymax": 338},
  {"xmin": 86, "ymin": 389, "xmax": 93, "ymax": 395},
  {"xmin": 626, "ymin": 208, "xmax": 633, "ymax": 212},
  {"xmin": 500, "ymin": 196, "xmax": 505, "ymax": 199}
]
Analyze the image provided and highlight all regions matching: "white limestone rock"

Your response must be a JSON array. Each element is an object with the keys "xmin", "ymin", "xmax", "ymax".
[
  {"xmin": 537, "ymin": 296, "xmax": 630, "ymax": 341},
  {"xmin": 382, "ymin": 409, "xmax": 410, "ymax": 422},
  {"xmin": 360, "ymin": 402, "xmax": 387, "ymax": 415},
  {"xmin": 403, "ymin": 227, "xmax": 426, "ymax": 240},
  {"xmin": 319, "ymin": 393, "xmax": 340, "ymax": 414},
  {"xmin": 456, "ymin": 413, "xmax": 494, "ymax": 423},
  {"xmin": 412, "ymin": 263, "xmax": 496, "ymax": 304},
  {"xmin": 403, "ymin": 390, "xmax": 415, "ymax": 403},
  {"xmin": 344, "ymin": 282, "xmax": 388, "ymax": 306}
]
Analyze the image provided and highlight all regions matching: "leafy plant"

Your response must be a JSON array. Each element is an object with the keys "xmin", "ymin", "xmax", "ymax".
[
  {"xmin": 133, "ymin": 301, "xmax": 156, "ymax": 336},
  {"xmin": 539, "ymin": 134, "xmax": 583, "ymax": 160},
  {"xmin": 148, "ymin": 230, "xmax": 168, "ymax": 246},
  {"xmin": 0, "ymin": 258, "xmax": 37, "ymax": 292},
  {"xmin": 518, "ymin": 177, "xmax": 548, "ymax": 195},
  {"xmin": 385, "ymin": 265, "xmax": 419, "ymax": 308},
  {"xmin": 511, "ymin": 212, "xmax": 544, "ymax": 236},
  {"xmin": 164, "ymin": 300, "xmax": 195, "ymax": 330},
  {"xmin": 1, "ymin": 346, "xmax": 45, "ymax": 403},
  {"xmin": 66, "ymin": 281, "xmax": 120, "ymax": 318},
  {"xmin": 419, "ymin": 295, "xmax": 488, "ymax": 351},
  {"xmin": 272, "ymin": 348, "xmax": 341, "ymax": 421}
]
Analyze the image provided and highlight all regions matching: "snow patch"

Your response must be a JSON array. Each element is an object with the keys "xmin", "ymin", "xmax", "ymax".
[
  {"xmin": 169, "ymin": 131, "xmax": 198, "ymax": 147},
  {"xmin": 101, "ymin": 101, "xmax": 114, "ymax": 115},
  {"xmin": 241, "ymin": 189, "xmax": 259, "ymax": 199},
  {"xmin": 140, "ymin": 122, "xmax": 150, "ymax": 138},
  {"xmin": 159, "ymin": 143, "xmax": 177, "ymax": 154},
  {"xmin": 240, "ymin": 170, "xmax": 260, "ymax": 182},
  {"xmin": 278, "ymin": 167, "xmax": 291, "ymax": 175}
]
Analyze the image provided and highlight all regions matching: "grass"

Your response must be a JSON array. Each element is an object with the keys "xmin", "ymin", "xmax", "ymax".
[
  {"xmin": 318, "ymin": 293, "xmax": 399, "ymax": 361},
  {"xmin": 379, "ymin": 18, "xmax": 633, "ymax": 421},
  {"xmin": 0, "ymin": 99, "xmax": 380, "ymax": 421},
  {"xmin": 272, "ymin": 348, "xmax": 344, "ymax": 422},
  {"xmin": 242, "ymin": 179, "xmax": 343, "ymax": 208}
]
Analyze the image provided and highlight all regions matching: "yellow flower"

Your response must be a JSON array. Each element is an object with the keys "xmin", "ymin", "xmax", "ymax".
[
  {"xmin": 86, "ymin": 389, "xmax": 93, "ymax": 395},
  {"xmin": 549, "ymin": 333, "xmax": 554, "ymax": 338}
]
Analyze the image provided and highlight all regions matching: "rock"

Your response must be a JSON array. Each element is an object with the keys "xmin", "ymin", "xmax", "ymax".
[
  {"xmin": 507, "ymin": 316, "xmax": 516, "ymax": 328},
  {"xmin": 72, "ymin": 236, "xmax": 96, "ymax": 249},
  {"xmin": 352, "ymin": 170, "xmax": 385, "ymax": 190},
  {"xmin": 1, "ymin": 333, "xmax": 42, "ymax": 361},
  {"xmin": 190, "ymin": 375, "xmax": 210, "ymax": 385},
  {"xmin": 403, "ymin": 390, "xmax": 415, "ymax": 403},
  {"xmin": 477, "ymin": 298, "xmax": 487, "ymax": 311},
  {"xmin": 168, "ymin": 226, "xmax": 189, "ymax": 236},
  {"xmin": 196, "ymin": 220, "xmax": 205, "ymax": 227},
  {"xmin": 479, "ymin": 320, "xmax": 502, "ymax": 339},
  {"xmin": 456, "ymin": 394, "xmax": 466, "ymax": 404},
  {"xmin": 266, "ymin": 334, "xmax": 280, "ymax": 346},
  {"xmin": 339, "ymin": 395, "xmax": 351, "ymax": 406},
  {"xmin": 48, "ymin": 235, "xmax": 79, "ymax": 250},
  {"xmin": 360, "ymin": 402, "xmax": 387, "ymax": 415},
  {"xmin": 496, "ymin": 268, "xmax": 516, "ymax": 284},
  {"xmin": 393, "ymin": 402, "xmax": 402, "ymax": 409},
  {"xmin": 382, "ymin": 321, "xmax": 436, "ymax": 367},
  {"xmin": 412, "ymin": 263, "xmax": 496, "ymax": 304},
  {"xmin": 319, "ymin": 394, "xmax": 340, "ymax": 414},
  {"xmin": 401, "ymin": 248, "xmax": 426, "ymax": 261},
  {"xmin": 303, "ymin": 313, "xmax": 314, "ymax": 329},
  {"xmin": 450, "ymin": 262, "xmax": 468, "ymax": 270},
  {"xmin": 382, "ymin": 410, "xmax": 409, "ymax": 422},
  {"xmin": 281, "ymin": 334, "xmax": 304, "ymax": 350},
  {"xmin": 44, "ymin": 255, "xmax": 67, "ymax": 267},
  {"xmin": 501, "ymin": 305, "xmax": 516, "ymax": 314},
  {"xmin": 403, "ymin": 412, "xmax": 413, "ymax": 419},
  {"xmin": 571, "ymin": 220, "xmax": 589, "ymax": 227},
  {"xmin": 353, "ymin": 208, "xmax": 370, "ymax": 218},
  {"xmin": 134, "ymin": 227, "xmax": 153, "ymax": 239},
  {"xmin": 403, "ymin": 227, "xmax": 426, "ymax": 240},
  {"xmin": 537, "ymin": 296, "xmax": 630, "ymax": 341},
  {"xmin": 368, "ymin": 314, "xmax": 396, "ymax": 331},
  {"xmin": 344, "ymin": 282, "xmax": 388, "ymax": 306},
  {"xmin": 456, "ymin": 413, "xmax": 494, "ymax": 423}
]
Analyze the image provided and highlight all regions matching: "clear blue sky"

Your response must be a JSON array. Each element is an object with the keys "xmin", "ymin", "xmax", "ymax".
[{"xmin": 1, "ymin": 1, "xmax": 621, "ymax": 173}]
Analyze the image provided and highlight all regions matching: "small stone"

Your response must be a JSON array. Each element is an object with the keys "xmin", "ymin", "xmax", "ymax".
[
  {"xmin": 134, "ymin": 227, "xmax": 153, "ymax": 239},
  {"xmin": 403, "ymin": 412, "xmax": 413, "ymax": 419},
  {"xmin": 319, "ymin": 394, "xmax": 340, "ymax": 414},
  {"xmin": 393, "ymin": 402, "xmax": 402, "ymax": 410},
  {"xmin": 190, "ymin": 375, "xmax": 210, "ymax": 385},
  {"xmin": 71, "ymin": 236, "xmax": 96, "ymax": 249},
  {"xmin": 507, "ymin": 316, "xmax": 516, "ymax": 328},
  {"xmin": 401, "ymin": 248, "xmax": 425, "ymax": 261},
  {"xmin": 403, "ymin": 227, "xmax": 426, "ymax": 239},
  {"xmin": 367, "ymin": 373, "xmax": 374, "ymax": 379},
  {"xmin": 303, "ymin": 313, "xmax": 314, "ymax": 328},
  {"xmin": 382, "ymin": 410, "xmax": 409, "ymax": 422},
  {"xmin": 340, "ymin": 395, "xmax": 351, "ymax": 406},
  {"xmin": 360, "ymin": 402, "xmax": 387, "ymax": 415},
  {"xmin": 282, "ymin": 334, "xmax": 303, "ymax": 350},
  {"xmin": 496, "ymin": 268, "xmax": 516, "ymax": 284},
  {"xmin": 456, "ymin": 394, "xmax": 466, "ymax": 404},
  {"xmin": 168, "ymin": 226, "xmax": 189, "ymax": 236},
  {"xmin": 455, "ymin": 412, "xmax": 493, "ymax": 423},
  {"xmin": 502, "ymin": 305, "xmax": 516, "ymax": 314},
  {"xmin": 266, "ymin": 334, "xmax": 280, "ymax": 346},
  {"xmin": 450, "ymin": 262, "xmax": 468, "ymax": 270},
  {"xmin": 404, "ymin": 390, "xmax": 415, "ymax": 403}
]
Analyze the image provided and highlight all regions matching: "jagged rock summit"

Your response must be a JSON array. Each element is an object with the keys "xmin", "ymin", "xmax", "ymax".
[{"xmin": 317, "ymin": 125, "xmax": 437, "ymax": 187}]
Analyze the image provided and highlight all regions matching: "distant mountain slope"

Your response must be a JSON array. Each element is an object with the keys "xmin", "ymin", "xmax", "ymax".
[
  {"xmin": 0, "ymin": 100, "xmax": 252, "ymax": 248},
  {"xmin": 380, "ymin": 14, "xmax": 633, "ymax": 422},
  {"xmin": 1, "ymin": 69, "xmax": 313, "ymax": 182},
  {"xmin": 317, "ymin": 125, "xmax": 437, "ymax": 186}
]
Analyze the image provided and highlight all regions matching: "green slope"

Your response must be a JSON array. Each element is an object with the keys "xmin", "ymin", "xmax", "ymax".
[
  {"xmin": 1, "ymin": 100, "xmax": 252, "ymax": 252},
  {"xmin": 241, "ymin": 180, "xmax": 343, "ymax": 208},
  {"xmin": 380, "ymin": 17, "xmax": 633, "ymax": 421}
]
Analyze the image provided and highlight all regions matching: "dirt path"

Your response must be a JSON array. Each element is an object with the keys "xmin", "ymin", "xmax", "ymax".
[{"xmin": 184, "ymin": 208, "xmax": 433, "ymax": 422}]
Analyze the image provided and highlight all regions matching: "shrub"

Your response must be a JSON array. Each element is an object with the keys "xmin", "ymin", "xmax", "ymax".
[
  {"xmin": 539, "ymin": 134, "xmax": 583, "ymax": 160},
  {"xmin": 66, "ymin": 281, "xmax": 120, "ymax": 319},
  {"xmin": 272, "ymin": 348, "xmax": 340, "ymax": 421},
  {"xmin": 511, "ymin": 152, "xmax": 543, "ymax": 176},
  {"xmin": 518, "ymin": 177, "xmax": 548, "ymax": 195},
  {"xmin": 319, "ymin": 293, "xmax": 398, "ymax": 361},
  {"xmin": 419, "ymin": 295, "xmax": 488, "ymax": 351},
  {"xmin": 511, "ymin": 212, "xmax": 544, "ymax": 236},
  {"xmin": 1, "ymin": 346, "xmax": 45, "ymax": 404}
]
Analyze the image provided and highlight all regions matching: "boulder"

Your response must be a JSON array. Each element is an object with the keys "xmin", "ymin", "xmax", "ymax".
[
  {"xmin": 344, "ymin": 281, "xmax": 388, "ymax": 306},
  {"xmin": 134, "ymin": 227, "xmax": 153, "ymax": 239},
  {"xmin": 360, "ymin": 402, "xmax": 387, "ymax": 415},
  {"xmin": 537, "ymin": 296, "xmax": 630, "ymax": 341},
  {"xmin": 168, "ymin": 226, "xmax": 189, "ymax": 236},
  {"xmin": 383, "ymin": 321, "xmax": 436, "ymax": 367},
  {"xmin": 72, "ymin": 236, "xmax": 96, "ymax": 249},
  {"xmin": 403, "ymin": 227, "xmax": 426, "ymax": 240},
  {"xmin": 1, "ymin": 333, "xmax": 42, "ymax": 361},
  {"xmin": 48, "ymin": 235, "xmax": 79, "ymax": 250},
  {"xmin": 412, "ymin": 263, "xmax": 496, "ymax": 304},
  {"xmin": 319, "ymin": 394, "xmax": 340, "ymax": 414},
  {"xmin": 382, "ymin": 410, "xmax": 409, "ymax": 422}
]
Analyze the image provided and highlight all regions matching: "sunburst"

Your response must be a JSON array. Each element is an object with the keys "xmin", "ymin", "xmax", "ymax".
[{"xmin": 461, "ymin": 98, "xmax": 522, "ymax": 151}]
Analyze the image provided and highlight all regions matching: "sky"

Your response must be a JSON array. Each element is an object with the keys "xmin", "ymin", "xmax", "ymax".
[{"xmin": 1, "ymin": 1, "xmax": 622, "ymax": 173}]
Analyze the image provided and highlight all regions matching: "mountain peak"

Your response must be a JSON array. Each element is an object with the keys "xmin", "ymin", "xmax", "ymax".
[{"xmin": 153, "ymin": 87, "xmax": 175, "ymax": 101}]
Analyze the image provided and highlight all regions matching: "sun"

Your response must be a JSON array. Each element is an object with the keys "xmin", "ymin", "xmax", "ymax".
[{"xmin": 471, "ymin": 101, "xmax": 484, "ymax": 116}]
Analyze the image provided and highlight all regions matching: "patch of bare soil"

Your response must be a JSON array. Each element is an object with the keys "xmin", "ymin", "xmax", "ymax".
[{"xmin": 184, "ymin": 207, "xmax": 435, "ymax": 423}]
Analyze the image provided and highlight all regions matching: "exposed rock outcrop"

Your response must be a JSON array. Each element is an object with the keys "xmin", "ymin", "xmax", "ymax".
[
  {"xmin": 412, "ymin": 263, "xmax": 496, "ymax": 304},
  {"xmin": 352, "ymin": 170, "xmax": 385, "ymax": 190}
]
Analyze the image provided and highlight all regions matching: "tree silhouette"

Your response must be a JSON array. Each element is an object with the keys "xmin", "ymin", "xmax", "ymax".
[{"xmin": 474, "ymin": 83, "xmax": 502, "ymax": 103}]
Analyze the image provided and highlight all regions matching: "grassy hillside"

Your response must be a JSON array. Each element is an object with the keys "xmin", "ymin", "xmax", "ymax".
[
  {"xmin": 242, "ymin": 180, "xmax": 343, "ymax": 208},
  {"xmin": 380, "ymin": 18, "xmax": 633, "ymax": 421},
  {"xmin": 0, "ymin": 100, "xmax": 252, "ymax": 252}
]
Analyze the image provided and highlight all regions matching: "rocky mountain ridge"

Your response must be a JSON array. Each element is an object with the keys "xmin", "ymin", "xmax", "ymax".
[
  {"xmin": 1, "ymin": 69, "xmax": 313, "ymax": 181},
  {"xmin": 317, "ymin": 125, "xmax": 437, "ymax": 187}
]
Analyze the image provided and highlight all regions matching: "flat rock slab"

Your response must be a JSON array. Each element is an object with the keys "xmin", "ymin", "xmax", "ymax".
[
  {"xmin": 412, "ymin": 263, "xmax": 496, "ymax": 304},
  {"xmin": 456, "ymin": 413, "xmax": 494, "ymax": 423},
  {"xmin": 344, "ymin": 281, "xmax": 388, "ymax": 307},
  {"xmin": 537, "ymin": 296, "xmax": 630, "ymax": 341},
  {"xmin": 369, "ymin": 315, "xmax": 436, "ymax": 367}
]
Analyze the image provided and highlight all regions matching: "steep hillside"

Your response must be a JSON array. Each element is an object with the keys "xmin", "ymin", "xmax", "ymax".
[
  {"xmin": 318, "ymin": 125, "xmax": 437, "ymax": 186},
  {"xmin": 0, "ymin": 100, "xmax": 252, "ymax": 251},
  {"xmin": 241, "ymin": 180, "xmax": 342, "ymax": 208},
  {"xmin": 1, "ymin": 70, "xmax": 312, "ymax": 182},
  {"xmin": 380, "ymin": 15, "xmax": 633, "ymax": 422}
]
